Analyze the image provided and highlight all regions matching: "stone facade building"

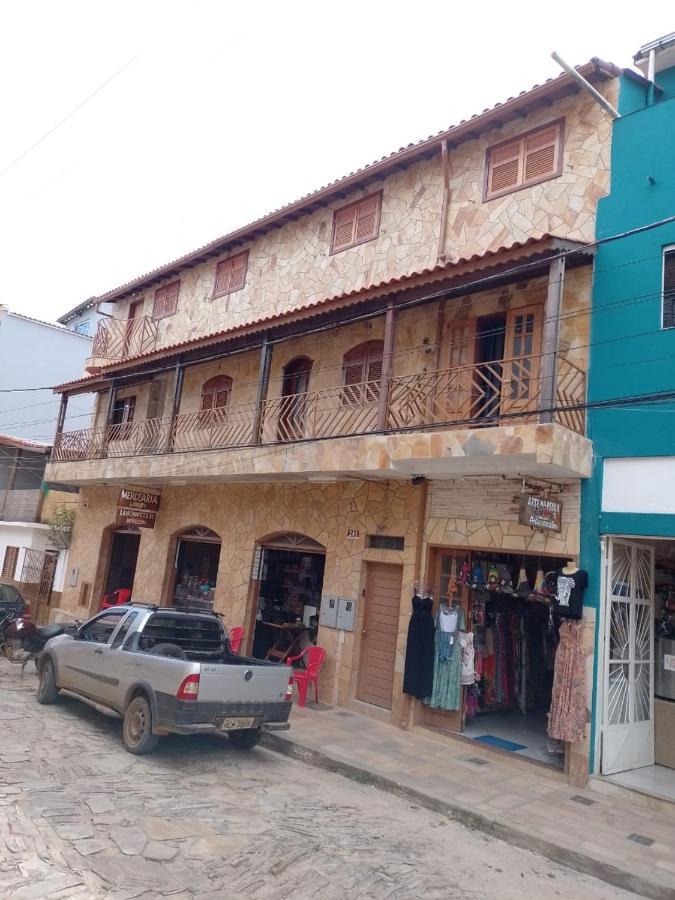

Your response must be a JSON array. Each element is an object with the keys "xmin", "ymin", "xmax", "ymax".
[{"xmin": 46, "ymin": 59, "xmax": 620, "ymax": 785}]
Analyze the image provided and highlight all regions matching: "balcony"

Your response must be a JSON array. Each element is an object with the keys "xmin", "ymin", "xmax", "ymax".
[
  {"xmin": 48, "ymin": 354, "xmax": 591, "ymax": 485},
  {"xmin": 85, "ymin": 316, "xmax": 158, "ymax": 373}
]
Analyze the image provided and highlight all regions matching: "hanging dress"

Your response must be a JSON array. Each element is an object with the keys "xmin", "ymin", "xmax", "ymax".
[
  {"xmin": 548, "ymin": 620, "xmax": 586, "ymax": 743},
  {"xmin": 426, "ymin": 604, "xmax": 465, "ymax": 711},
  {"xmin": 402, "ymin": 594, "xmax": 435, "ymax": 699}
]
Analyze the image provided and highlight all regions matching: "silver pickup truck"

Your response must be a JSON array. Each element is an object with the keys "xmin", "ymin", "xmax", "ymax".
[{"xmin": 37, "ymin": 604, "xmax": 293, "ymax": 754}]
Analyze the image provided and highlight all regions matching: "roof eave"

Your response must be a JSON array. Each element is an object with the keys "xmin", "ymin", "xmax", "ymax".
[
  {"xmin": 55, "ymin": 235, "xmax": 593, "ymax": 394},
  {"xmin": 92, "ymin": 59, "xmax": 617, "ymax": 307}
]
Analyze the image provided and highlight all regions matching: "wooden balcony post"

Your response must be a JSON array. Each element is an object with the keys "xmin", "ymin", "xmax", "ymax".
[
  {"xmin": 55, "ymin": 393, "xmax": 69, "ymax": 440},
  {"xmin": 539, "ymin": 255, "xmax": 566, "ymax": 423},
  {"xmin": 100, "ymin": 381, "xmax": 117, "ymax": 458},
  {"xmin": 377, "ymin": 301, "xmax": 396, "ymax": 431},
  {"xmin": 166, "ymin": 361, "xmax": 185, "ymax": 452},
  {"xmin": 251, "ymin": 336, "xmax": 272, "ymax": 443}
]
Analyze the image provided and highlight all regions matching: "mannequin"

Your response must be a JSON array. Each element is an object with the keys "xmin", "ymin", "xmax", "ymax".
[{"xmin": 554, "ymin": 559, "xmax": 588, "ymax": 619}]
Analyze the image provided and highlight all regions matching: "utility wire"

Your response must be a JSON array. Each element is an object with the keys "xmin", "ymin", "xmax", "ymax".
[{"xmin": 0, "ymin": 52, "xmax": 143, "ymax": 180}]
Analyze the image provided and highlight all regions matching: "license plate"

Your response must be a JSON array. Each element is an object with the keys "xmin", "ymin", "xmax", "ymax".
[{"xmin": 219, "ymin": 716, "xmax": 256, "ymax": 731}]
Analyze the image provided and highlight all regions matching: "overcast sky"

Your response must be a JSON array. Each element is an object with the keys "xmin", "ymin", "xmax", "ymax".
[{"xmin": 2, "ymin": 1, "xmax": 673, "ymax": 323}]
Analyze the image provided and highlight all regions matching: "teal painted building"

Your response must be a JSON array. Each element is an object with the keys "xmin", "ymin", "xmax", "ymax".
[{"xmin": 583, "ymin": 36, "xmax": 675, "ymax": 786}]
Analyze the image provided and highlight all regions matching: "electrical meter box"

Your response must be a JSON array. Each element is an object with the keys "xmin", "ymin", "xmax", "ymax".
[
  {"xmin": 336, "ymin": 598, "xmax": 357, "ymax": 632},
  {"xmin": 319, "ymin": 595, "xmax": 339, "ymax": 628}
]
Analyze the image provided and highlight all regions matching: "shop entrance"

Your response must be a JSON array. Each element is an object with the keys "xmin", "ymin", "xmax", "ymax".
[
  {"xmin": 249, "ymin": 533, "xmax": 325, "ymax": 661},
  {"xmin": 599, "ymin": 536, "xmax": 675, "ymax": 801},
  {"xmin": 424, "ymin": 547, "xmax": 569, "ymax": 768},
  {"xmin": 170, "ymin": 527, "xmax": 221, "ymax": 610},
  {"xmin": 104, "ymin": 529, "xmax": 140, "ymax": 597}
]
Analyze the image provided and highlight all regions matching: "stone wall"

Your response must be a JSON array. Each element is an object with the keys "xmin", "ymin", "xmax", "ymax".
[
  {"xmin": 109, "ymin": 86, "xmax": 614, "ymax": 352},
  {"xmin": 426, "ymin": 477, "xmax": 581, "ymax": 557},
  {"xmin": 60, "ymin": 480, "xmax": 423, "ymax": 715},
  {"xmin": 59, "ymin": 472, "xmax": 585, "ymax": 725}
]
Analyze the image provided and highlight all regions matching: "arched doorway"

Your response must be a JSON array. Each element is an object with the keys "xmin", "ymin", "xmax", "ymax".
[
  {"xmin": 278, "ymin": 356, "xmax": 313, "ymax": 441},
  {"xmin": 248, "ymin": 532, "xmax": 326, "ymax": 660},
  {"xmin": 168, "ymin": 526, "xmax": 222, "ymax": 610}
]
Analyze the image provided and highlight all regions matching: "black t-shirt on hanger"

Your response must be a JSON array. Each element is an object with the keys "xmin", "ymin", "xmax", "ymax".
[{"xmin": 554, "ymin": 568, "xmax": 588, "ymax": 619}]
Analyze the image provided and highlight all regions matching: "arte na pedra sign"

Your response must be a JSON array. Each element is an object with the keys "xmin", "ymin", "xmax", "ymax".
[
  {"xmin": 117, "ymin": 488, "xmax": 161, "ymax": 529},
  {"xmin": 518, "ymin": 493, "xmax": 562, "ymax": 533}
]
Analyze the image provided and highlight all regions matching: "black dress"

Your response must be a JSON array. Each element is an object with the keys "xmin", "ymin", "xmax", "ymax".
[{"xmin": 402, "ymin": 595, "xmax": 435, "ymax": 699}]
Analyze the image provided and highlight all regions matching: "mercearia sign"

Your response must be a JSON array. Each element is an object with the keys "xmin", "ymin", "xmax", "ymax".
[
  {"xmin": 518, "ymin": 493, "xmax": 562, "ymax": 533},
  {"xmin": 117, "ymin": 488, "xmax": 161, "ymax": 529}
]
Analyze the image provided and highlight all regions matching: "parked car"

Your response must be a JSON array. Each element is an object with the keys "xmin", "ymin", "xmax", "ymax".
[
  {"xmin": 0, "ymin": 582, "xmax": 29, "ymax": 619},
  {"xmin": 37, "ymin": 604, "xmax": 293, "ymax": 754}
]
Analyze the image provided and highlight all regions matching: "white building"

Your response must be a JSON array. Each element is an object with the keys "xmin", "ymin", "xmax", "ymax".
[
  {"xmin": 57, "ymin": 296, "xmax": 114, "ymax": 338},
  {"xmin": 0, "ymin": 306, "xmax": 94, "ymax": 442}
]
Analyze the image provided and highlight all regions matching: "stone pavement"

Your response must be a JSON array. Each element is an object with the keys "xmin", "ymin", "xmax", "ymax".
[
  {"xmin": 263, "ymin": 703, "xmax": 675, "ymax": 900},
  {"xmin": 0, "ymin": 659, "xmax": 640, "ymax": 899}
]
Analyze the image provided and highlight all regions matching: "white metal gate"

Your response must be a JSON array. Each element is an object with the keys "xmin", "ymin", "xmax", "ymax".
[{"xmin": 602, "ymin": 538, "xmax": 655, "ymax": 775}]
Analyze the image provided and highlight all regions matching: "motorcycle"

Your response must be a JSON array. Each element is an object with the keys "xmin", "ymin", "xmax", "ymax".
[{"xmin": 3, "ymin": 617, "xmax": 74, "ymax": 674}]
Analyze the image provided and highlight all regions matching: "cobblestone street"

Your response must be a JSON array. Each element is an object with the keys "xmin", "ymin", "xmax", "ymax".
[{"xmin": 0, "ymin": 661, "xmax": 638, "ymax": 899}]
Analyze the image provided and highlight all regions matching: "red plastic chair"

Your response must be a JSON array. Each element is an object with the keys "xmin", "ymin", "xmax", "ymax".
[
  {"xmin": 100, "ymin": 588, "xmax": 132, "ymax": 610},
  {"xmin": 228, "ymin": 626, "xmax": 244, "ymax": 654},
  {"xmin": 286, "ymin": 646, "xmax": 326, "ymax": 707}
]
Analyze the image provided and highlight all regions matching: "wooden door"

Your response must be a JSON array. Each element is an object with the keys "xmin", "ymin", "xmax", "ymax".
[
  {"xmin": 278, "ymin": 357, "xmax": 312, "ymax": 441},
  {"xmin": 356, "ymin": 563, "xmax": 403, "ymax": 709},
  {"xmin": 124, "ymin": 300, "xmax": 144, "ymax": 356},
  {"xmin": 145, "ymin": 379, "xmax": 167, "ymax": 451},
  {"xmin": 439, "ymin": 319, "xmax": 477, "ymax": 423},
  {"xmin": 500, "ymin": 304, "xmax": 543, "ymax": 419}
]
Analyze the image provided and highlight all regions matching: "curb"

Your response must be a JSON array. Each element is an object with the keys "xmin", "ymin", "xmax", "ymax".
[{"xmin": 261, "ymin": 732, "xmax": 674, "ymax": 900}]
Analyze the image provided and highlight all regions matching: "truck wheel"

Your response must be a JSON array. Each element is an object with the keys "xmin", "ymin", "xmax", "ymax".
[
  {"xmin": 123, "ymin": 696, "xmax": 159, "ymax": 754},
  {"xmin": 228, "ymin": 728, "xmax": 261, "ymax": 751},
  {"xmin": 37, "ymin": 658, "xmax": 59, "ymax": 704}
]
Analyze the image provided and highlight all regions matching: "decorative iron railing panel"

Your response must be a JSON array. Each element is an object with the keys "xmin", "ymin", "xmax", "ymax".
[
  {"xmin": 51, "ymin": 355, "xmax": 587, "ymax": 463},
  {"xmin": 91, "ymin": 316, "xmax": 158, "ymax": 360}
]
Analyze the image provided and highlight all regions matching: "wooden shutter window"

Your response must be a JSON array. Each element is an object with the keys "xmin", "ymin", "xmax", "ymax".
[
  {"xmin": 2, "ymin": 546, "xmax": 19, "ymax": 579},
  {"xmin": 342, "ymin": 340, "xmax": 384, "ymax": 403},
  {"xmin": 524, "ymin": 126, "xmax": 559, "ymax": 182},
  {"xmin": 152, "ymin": 280, "xmax": 180, "ymax": 319},
  {"xmin": 485, "ymin": 120, "xmax": 563, "ymax": 201},
  {"xmin": 331, "ymin": 192, "xmax": 382, "ymax": 253},
  {"xmin": 214, "ymin": 251, "xmax": 249, "ymax": 298},
  {"xmin": 200, "ymin": 375, "xmax": 232, "ymax": 411},
  {"xmin": 488, "ymin": 143, "xmax": 521, "ymax": 196},
  {"xmin": 199, "ymin": 375, "xmax": 232, "ymax": 427}
]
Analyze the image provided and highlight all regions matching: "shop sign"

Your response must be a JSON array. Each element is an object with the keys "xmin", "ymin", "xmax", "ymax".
[
  {"xmin": 117, "ymin": 487, "xmax": 161, "ymax": 529},
  {"xmin": 518, "ymin": 493, "xmax": 562, "ymax": 533}
]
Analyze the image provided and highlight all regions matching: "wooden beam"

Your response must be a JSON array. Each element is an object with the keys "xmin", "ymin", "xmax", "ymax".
[
  {"xmin": 539, "ymin": 256, "xmax": 566, "ymax": 423},
  {"xmin": 251, "ymin": 336, "xmax": 273, "ymax": 443},
  {"xmin": 166, "ymin": 361, "xmax": 185, "ymax": 452},
  {"xmin": 376, "ymin": 301, "xmax": 396, "ymax": 431}
]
